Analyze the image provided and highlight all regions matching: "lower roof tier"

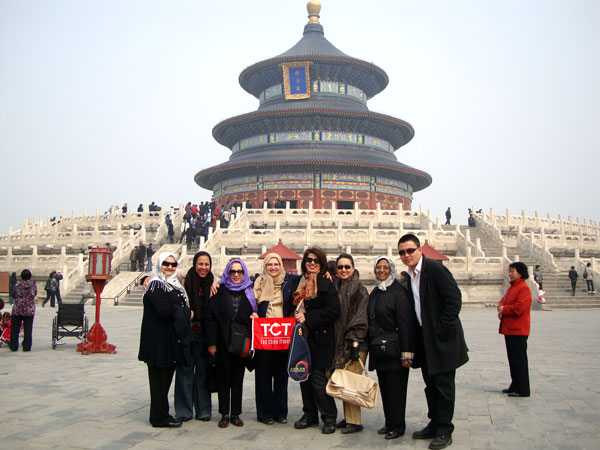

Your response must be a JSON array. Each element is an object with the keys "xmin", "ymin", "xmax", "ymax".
[{"xmin": 194, "ymin": 145, "xmax": 432, "ymax": 193}]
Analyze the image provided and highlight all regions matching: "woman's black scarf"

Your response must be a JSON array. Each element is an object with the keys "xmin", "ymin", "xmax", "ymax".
[{"xmin": 184, "ymin": 251, "xmax": 214, "ymax": 322}]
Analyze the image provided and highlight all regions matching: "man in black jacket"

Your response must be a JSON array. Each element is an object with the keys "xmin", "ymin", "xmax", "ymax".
[{"xmin": 398, "ymin": 234, "xmax": 468, "ymax": 450}]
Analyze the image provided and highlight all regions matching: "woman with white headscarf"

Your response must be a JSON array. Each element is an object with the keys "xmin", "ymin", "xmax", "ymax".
[
  {"xmin": 367, "ymin": 256, "xmax": 417, "ymax": 440},
  {"xmin": 253, "ymin": 253, "xmax": 301, "ymax": 425},
  {"xmin": 138, "ymin": 252, "xmax": 193, "ymax": 428}
]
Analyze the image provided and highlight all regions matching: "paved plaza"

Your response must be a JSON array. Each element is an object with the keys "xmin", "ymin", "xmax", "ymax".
[{"xmin": 1, "ymin": 305, "xmax": 599, "ymax": 450}]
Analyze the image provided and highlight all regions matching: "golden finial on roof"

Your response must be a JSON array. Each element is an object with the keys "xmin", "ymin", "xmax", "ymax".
[{"xmin": 307, "ymin": 1, "xmax": 321, "ymax": 24}]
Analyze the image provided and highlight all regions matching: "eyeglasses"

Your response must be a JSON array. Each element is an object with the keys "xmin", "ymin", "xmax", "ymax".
[
  {"xmin": 337, "ymin": 265, "xmax": 352, "ymax": 271},
  {"xmin": 398, "ymin": 247, "xmax": 419, "ymax": 256},
  {"xmin": 375, "ymin": 265, "xmax": 391, "ymax": 271},
  {"xmin": 161, "ymin": 261, "xmax": 178, "ymax": 268},
  {"xmin": 305, "ymin": 257, "xmax": 320, "ymax": 264},
  {"xmin": 229, "ymin": 269, "xmax": 244, "ymax": 275}
]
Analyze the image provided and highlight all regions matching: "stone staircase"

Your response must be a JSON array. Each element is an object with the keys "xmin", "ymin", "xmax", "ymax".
[
  {"xmin": 458, "ymin": 225, "xmax": 504, "ymax": 257},
  {"xmin": 58, "ymin": 279, "xmax": 94, "ymax": 305},
  {"xmin": 537, "ymin": 270, "xmax": 600, "ymax": 309}
]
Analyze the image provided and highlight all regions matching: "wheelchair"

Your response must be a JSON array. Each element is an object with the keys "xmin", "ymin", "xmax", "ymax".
[{"xmin": 51, "ymin": 303, "xmax": 89, "ymax": 349}]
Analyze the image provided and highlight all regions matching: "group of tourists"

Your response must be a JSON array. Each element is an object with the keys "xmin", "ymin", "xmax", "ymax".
[
  {"xmin": 130, "ymin": 242, "xmax": 155, "ymax": 272},
  {"xmin": 141, "ymin": 233, "xmax": 513, "ymax": 450}
]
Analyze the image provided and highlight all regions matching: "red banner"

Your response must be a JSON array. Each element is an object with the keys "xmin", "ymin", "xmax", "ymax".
[{"xmin": 252, "ymin": 318, "xmax": 296, "ymax": 351}]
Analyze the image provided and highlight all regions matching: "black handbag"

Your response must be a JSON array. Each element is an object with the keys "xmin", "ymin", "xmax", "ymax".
[
  {"xmin": 229, "ymin": 321, "xmax": 253, "ymax": 359},
  {"xmin": 369, "ymin": 330, "xmax": 401, "ymax": 359}
]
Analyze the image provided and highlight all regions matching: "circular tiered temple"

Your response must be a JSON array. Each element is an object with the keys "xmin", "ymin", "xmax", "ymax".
[{"xmin": 195, "ymin": 2, "xmax": 431, "ymax": 210}]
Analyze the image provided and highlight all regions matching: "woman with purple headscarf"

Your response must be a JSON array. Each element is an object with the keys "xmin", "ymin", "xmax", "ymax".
[{"xmin": 206, "ymin": 259, "xmax": 258, "ymax": 429}]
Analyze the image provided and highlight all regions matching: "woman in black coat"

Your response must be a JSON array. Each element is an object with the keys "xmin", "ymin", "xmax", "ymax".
[
  {"xmin": 292, "ymin": 247, "xmax": 341, "ymax": 435},
  {"xmin": 138, "ymin": 252, "xmax": 192, "ymax": 428},
  {"xmin": 253, "ymin": 252, "xmax": 301, "ymax": 424},
  {"xmin": 368, "ymin": 256, "xmax": 417, "ymax": 440},
  {"xmin": 206, "ymin": 258, "xmax": 258, "ymax": 428},
  {"xmin": 175, "ymin": 251, "xmax": 215, "ymax": 421}
]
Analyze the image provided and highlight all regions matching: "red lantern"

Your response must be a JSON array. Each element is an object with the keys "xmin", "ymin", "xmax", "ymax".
[{"xmin": 77, "ymin": 247, "xmax": 116, "ymax": 354}]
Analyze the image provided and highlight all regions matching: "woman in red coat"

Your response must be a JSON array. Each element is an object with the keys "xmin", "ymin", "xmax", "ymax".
[{"xmin": 498, "ymin": 262, "xmax": 532, "ymax": 397}]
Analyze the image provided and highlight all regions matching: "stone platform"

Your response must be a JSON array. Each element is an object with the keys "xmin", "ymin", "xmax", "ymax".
[{"xmin": 1, "ymin": 307, "xmax": 599, "ymax": 449}]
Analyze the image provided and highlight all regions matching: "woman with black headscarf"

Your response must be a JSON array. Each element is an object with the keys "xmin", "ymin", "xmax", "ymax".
[
  {"xmin": 175, "ymin": 251, "xmax": 214, "ymax": 422},
  {"xmin": 206, "ymin": 258, "xmax": 258, "ymax": 428}
]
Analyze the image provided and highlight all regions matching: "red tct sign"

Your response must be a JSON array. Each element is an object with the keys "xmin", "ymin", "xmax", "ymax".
[{"xmin": 252, "ymin": 318, "xmax": 296, "ymax": 350}]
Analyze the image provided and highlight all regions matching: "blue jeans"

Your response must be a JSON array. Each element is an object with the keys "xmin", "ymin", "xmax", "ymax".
[
  {"xmin": 146, "ymin": 259, "xmax": 153, "ymax": 272},
  {"xmin": 174, "ymin": 331, "xmax": 212, "ymax": 419}
]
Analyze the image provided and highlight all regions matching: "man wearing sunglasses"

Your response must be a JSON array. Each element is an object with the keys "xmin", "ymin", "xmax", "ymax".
[{"xmin": 397, "ymin": 234, "xmax": 468, "ymax": 450}]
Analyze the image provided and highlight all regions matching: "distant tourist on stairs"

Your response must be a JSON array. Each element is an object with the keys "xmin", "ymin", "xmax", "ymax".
[
  {"xmin": 54, "ymin": 271, "xmax": 63, "ymax": 305},
  {"xmin": 42, "ymin": 271, "xmax": 58, "ymax": 308},
  {"xmin": 138, "ymin": 241, "xmax": 147, "ymax": 271},
  {"xmin": 131, "ymin": 246, "xmax": 139, "ymax": 271},
  {"xmin": 533, "ymin": 265, "xmax": 543, "ymax": 290},
  {"xmin": 146, "ymin": 244, "xmax": 155, "ymax": 272},
  {"xmin": 568, "ymin": 266, "xmax": 578, "ymax": 296},
  {"xmin": 584, "ymin": 263, "xmax": 595, "ymax": 294},
  {"xmin": 444, "ymin": 207, "xmax": 451, "ymax": 225}
]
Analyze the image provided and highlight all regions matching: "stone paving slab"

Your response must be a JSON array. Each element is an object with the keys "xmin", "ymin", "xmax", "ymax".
[{"xmin": 1, "ymin": 306, "xmax": 599, "ymax": 449}]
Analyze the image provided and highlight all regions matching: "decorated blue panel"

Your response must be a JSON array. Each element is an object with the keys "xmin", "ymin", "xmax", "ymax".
[
  {"xmin": 322, "ymin": 180, "xmax": 370, "ymax": 191},
  {"xmin": 323, "ymin": 173, "xmax": 370, "ymax": 182},
  {"xmin": 364, "ymin": 135, "xmax": 391, "ymax": 152},
  {"xmin": 377, "ymin": 176, "xmax": 409, "ymax": 190},
  {"xmin": 240, "ymin": 134, "xmax": 268, "ymax": 150},
  {"xmin": 289, "ymin": 67, "xmax": 308, "ymax": 95},
  {"xmin": 264, "ymin": 84, "xmax": 282, "ymax": 100},
  {"xmin": 222, "ymin": 175, "xmax": 258, "ymax": 188},
  {"xmin": 321, "ymin": 131, "xmax": 358, "ymax": 144},
  {"xmin": 322, "ymin": 172, "xmax": 370, "ymax": 191},
  {"xmin": 319, "ymin": 81, "xmax": 339, "ymax": 93},
  {"xmin": 264, "ymin": 180, "xmax": 314, "ymax": 189},
  {"xmin": 346, "ymin": 85, "xmax": 363, "ymax": 101},
  {"xmin": 274, "ymin": 131, "xmax": 313, "ymax": 142},
  {"xmin": 263, "ymin": 173, "xmax": 313, "ymax": 181},
  {"xmin": 224, "ymin": 183, "xmax": 257, "ymax": 194}
]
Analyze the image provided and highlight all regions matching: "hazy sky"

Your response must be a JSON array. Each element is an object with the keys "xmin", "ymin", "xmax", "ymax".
[{"xmin": 1, "ymin": 0, "xmax": 599, "ymax": 233}]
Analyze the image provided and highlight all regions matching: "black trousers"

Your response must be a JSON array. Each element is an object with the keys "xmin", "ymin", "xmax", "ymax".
[
  {"xmin": 217, "ymin": 353, "xmax": 246, "ymax": 416},
  {"xmin": 147, "ymin": 365, "xmax": 176, "ymax": 426},
  {"xmin": 299, "ymin": 367, "xmax": 337, "ymax": 424},
  {"xmin": 571, "ymin": 280, "xmax": 577, "ymax": 295},
  {"xmin": 255, "ymin": 349, "xmax": 289, "ymax": 421},
  {"xmin": 43, "ymin": 291, "xmax": 57, "ymax": 307},
  {"xmin": 416, "ymin": 328, "xmax": 456, "ymax": 435},
  {"xmin": 377, "ymin": 367, "xmax": 409, "ymax": 433},
  {"xmin": 505, "ymin": 335, "xmax": 530, "ymax": 396},
  {"xmin": 10, "ymin": 315, "xmax": 34, "ymax": 351}
]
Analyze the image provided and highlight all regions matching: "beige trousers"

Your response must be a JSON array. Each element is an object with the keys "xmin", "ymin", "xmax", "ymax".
[{"xmin": 343, "ymin": 350, "xmax": 368, "ymax": 425}]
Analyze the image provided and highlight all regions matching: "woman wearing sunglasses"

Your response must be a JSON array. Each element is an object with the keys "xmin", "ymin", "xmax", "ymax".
[
  {"xmin": 331, "ymin": 253, "xmax": 369, "ymax": 434},
  {"xmin": 293, "ymin": 247, "xmax": 340, "ymax": 435},
  {"xmin": 253, "ymin": 253, "xmax": 301, "ymax": 425},
  {"xmin": 138, "ymin": 252, "xmax": 193, "ymax": 428},
  {"xmin": 206, "ymin": 259, "xmax": 258, "ymax": 428},
  {"xmin": 367, "ymin": 256, "xmax": 417, "ymax": 440}
]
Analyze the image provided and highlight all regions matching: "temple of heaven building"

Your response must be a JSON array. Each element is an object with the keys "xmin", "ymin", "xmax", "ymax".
[{"xmin": 194, "ymin": 1, "xmax": 431, "ymax": 210}]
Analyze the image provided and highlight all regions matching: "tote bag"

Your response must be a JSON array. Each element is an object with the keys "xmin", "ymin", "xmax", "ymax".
[{"xmin": 326, "ymin": 359, "xmax": 378, "ymax": 408}]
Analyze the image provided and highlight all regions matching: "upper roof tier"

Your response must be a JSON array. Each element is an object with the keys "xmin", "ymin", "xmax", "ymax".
[{"xmin": 239, "ymin": 4, "xmax": 389, "ymax": 99}]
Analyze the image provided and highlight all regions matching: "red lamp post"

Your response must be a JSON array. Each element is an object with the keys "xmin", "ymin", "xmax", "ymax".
[{"xmin": 77, "ymin": 247, "xmax": 117, "ymax": 354}]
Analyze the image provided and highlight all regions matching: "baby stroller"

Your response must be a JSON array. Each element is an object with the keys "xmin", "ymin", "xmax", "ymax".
[{"xmin": 51, "ymin": 303, "xmax": 89, "ymax": 349}]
